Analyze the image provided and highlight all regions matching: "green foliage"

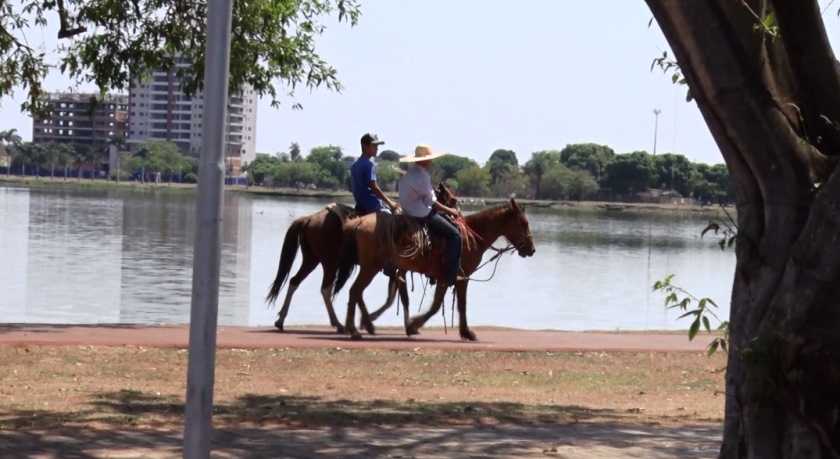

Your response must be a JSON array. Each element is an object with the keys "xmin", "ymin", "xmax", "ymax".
[
  {"xmin": 559, "ymin": 143, "xmax": 615, "ymax": 180},
  {"xmin": 429, "ymin": 154, "xmax": 479, "ymax": 184},
  {"xmin": 651, "ymin": 50, "xmax": 693, "ymax": 102},
  {"xmin": 651, "ymin": 153, "xmax": 694, "ymax": 195},
  {"xmin": 375, "ymin": 161, "xmax": 399, "ymax": 189},
  {"xmin": 486, "ymin": 149, "xmax": 519, "ymax": 185},
  {"xmin": 125, "ymin": 141, "xmax": 191, "ymax": 175},
  {"xmin": 288, "ymin": 142, "xmax": 302, "ymax": 162},
  {"xmin": 2, "ymin": 0, "xmax": 360, "ymax": 116},
  {"xmin": 455, "ymin": 165, "xmax": 491, "ymax": 197},
  {"xmin": 378, "ymin": 150, "xmax": 401, "ymax": 162},
  {"xmin": 601, "ymin": 151, "xmax": 655, "ymax": 194},
  {"xmin": 653, "ymin": 274, "xmax": 729, "ymax": 357},
  {"xmin": 109, "ymin": 169, "xmax": 132, "ymax": 182}
]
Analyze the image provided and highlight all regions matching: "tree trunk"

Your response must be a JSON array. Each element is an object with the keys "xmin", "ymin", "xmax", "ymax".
[{"xmin": 646, "ymin": 1, "xmax": 840, "ymax": 457}]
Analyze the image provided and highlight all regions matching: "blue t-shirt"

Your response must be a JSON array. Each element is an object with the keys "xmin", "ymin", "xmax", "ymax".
[{"xmin": 350, "ymin": 157, "xmax": 384, "ymax": 213}]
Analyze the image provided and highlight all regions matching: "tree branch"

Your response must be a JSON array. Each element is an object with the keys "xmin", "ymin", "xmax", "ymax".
[
  {"xmin": 772, "ymin": 0, "xmax": 840, "ymax": 159},
  {"xmin": 56, "ymin": 0, "xmax": 87, "ymax": 39}
]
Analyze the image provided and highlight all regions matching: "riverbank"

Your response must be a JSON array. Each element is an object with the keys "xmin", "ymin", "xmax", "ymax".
[{"xmin": 0, "ymin": 175, "xmax": 732, "ymax": 216}]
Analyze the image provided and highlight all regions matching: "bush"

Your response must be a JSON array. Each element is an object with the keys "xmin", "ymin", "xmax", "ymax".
[
  {"xmin": 183, "ymin": 173, "xmax": 198, "ymax": 183},
  {"xmin": 109, "ymin": 170, "xmax": 132, "ymax": 182}
]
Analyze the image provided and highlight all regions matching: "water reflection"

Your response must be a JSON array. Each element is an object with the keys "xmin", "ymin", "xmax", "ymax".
[{"xmin": 0, "ymin": 185, "xmax": 736, "ymax": 331}]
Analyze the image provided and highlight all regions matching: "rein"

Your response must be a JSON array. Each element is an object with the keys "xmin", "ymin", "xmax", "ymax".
[{"xmin": 454, "ymin": 215, "xmax": 508, "ymax": 253}]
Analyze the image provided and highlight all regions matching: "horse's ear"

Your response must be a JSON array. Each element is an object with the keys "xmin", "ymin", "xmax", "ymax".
[{"xmin": 510, "ymin": 198, "xmax": 521, "ymax": 212}]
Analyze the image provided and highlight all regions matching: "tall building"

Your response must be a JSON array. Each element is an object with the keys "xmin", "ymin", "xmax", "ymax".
[
  {"xmin": 31, "ymin": 92, "xmax": 129, "ymax": 160},
  {"xmin": 127, "ymin": 56, "xmax": 258, "ymax": 175}
]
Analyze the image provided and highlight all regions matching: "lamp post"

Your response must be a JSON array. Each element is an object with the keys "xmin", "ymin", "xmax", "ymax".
[{"xmin": 653, "ymin": 109, "xmax": 662, "ymax": 156}]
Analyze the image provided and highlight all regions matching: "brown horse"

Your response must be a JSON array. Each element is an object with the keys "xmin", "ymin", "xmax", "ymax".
[
  {"xmin": 364, "ymin": 183, "xmax": 461, "ymax": 326},
  {"xmin": 334, "ymin": 198, "xmax": 536, "ymax": 340},
  {"xmin": 265, "ymin": 186, "xmax": 458, "ymax": 333}
]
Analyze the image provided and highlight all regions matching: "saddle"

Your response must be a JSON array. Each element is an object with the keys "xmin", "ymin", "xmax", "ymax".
[
  {"xmin": 390, "ymin": 214, "xmax": 462, "ymax": 284},
  {"xmin": 324, "ymin": 202, "xmax": 359, "ymax": 222}
]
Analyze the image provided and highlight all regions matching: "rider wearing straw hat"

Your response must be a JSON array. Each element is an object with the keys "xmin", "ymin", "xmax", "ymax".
[{"xmin": 398, "ymin": 144, "xmax": 462, "ymax": 286}]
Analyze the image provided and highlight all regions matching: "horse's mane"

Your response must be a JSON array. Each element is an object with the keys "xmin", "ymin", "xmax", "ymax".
[{"xmin": 463, "ymin": 202, "xmax": 515, "ymax": 225}]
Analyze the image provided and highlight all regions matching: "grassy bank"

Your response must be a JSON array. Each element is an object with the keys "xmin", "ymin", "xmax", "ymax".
[{"xmin": 0, "ymin": 175, "xmax": 732, "ymax": 217}]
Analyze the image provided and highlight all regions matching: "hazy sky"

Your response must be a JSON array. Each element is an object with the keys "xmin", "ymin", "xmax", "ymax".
[{"xmin": 2, "ymin": 0, "xmax": 839, "ymax": 166}]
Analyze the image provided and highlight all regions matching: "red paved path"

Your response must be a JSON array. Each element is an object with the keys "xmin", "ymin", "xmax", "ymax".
[{"xmin": 0, "ymin": 324, "xmax": 716, "ymax": 352}]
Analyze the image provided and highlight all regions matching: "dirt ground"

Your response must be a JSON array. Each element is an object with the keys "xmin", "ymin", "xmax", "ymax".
[{"xmin": 0, "ymin": 330, "xmax": 726, "ymax": 458}]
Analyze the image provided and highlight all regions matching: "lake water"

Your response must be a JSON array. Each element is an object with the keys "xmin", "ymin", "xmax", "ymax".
[{"xmin": 0, "ymin": 185, "xmax": 735, "ymax": 331}]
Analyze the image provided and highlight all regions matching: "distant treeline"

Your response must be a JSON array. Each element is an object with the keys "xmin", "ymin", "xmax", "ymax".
[{"xmin": 246, "ymin": 142, "xmax": 733, "ymax": 204}]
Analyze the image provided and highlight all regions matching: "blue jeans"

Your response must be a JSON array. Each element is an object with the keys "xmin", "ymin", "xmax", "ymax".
[{"xmin": 427, "ymin": 211, "xmax": 462, "ymax": 284}]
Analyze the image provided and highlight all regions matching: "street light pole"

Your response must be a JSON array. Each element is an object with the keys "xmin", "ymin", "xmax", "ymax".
[
  {"xmin": 653, "ymin": 108, "xmax": 662, "ymax": 156},
  {"xmin": 182, "ymin": 0, "xmax": 233, "ymax": 457}
]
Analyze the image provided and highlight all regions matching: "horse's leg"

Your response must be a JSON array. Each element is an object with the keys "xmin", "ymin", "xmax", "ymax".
[
  {"xmin": 455, "ymin": 280, "xmax": 476, "ymax": 341},
  {"xmin": 368, "ymin": 272, "xmax": 399, "ymax": 322},
  {"xmin": 274, "ymin": 251, "xmax": 319, "ymax": 331},
  {"xmin": 345, "ymin": 266, "xmax": 378, "ymax": 340},
  {"xmin": 402, "ymin": 282, "xmax": 411, "ymax": 332},
  {"xmin": 406, "ymin": 284, "xmax": 448, "ymax": 336},
  {"xmin": 318, "ymin": 261, "xmax": 345, "ymax": 334}
]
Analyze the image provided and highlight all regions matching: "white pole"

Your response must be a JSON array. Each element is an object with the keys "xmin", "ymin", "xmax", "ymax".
[{"xmin": 182, "ymin": 0, "xmax": 233, "ymax": 457}]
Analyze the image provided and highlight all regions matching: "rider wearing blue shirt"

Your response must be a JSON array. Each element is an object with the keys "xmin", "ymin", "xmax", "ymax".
[{"xmin": 350, "ymin": 133, "xmax": 398, "ymax": 214}]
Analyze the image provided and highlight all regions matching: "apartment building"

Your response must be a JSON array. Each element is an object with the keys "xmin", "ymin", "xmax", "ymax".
[
  {"xmin": 31, "ymin": 92, "xmax": 129, "ymax": 160},
  {"xmin": 127, "ymin": 56, "xmax": 258, "ymax": 175}
]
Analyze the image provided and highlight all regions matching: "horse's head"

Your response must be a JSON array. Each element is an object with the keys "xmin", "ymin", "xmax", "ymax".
[
  {"xmin": 501, "ymin": 198, "xmax": 536, "ymax": 258},
  {"xmin": 435, "ymin": 182, "xmax": 459, "ymax": 213}
]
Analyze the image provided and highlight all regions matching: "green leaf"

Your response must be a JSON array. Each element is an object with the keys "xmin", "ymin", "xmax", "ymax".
[
  {"xmin": 678, "ymin": 309, "xmax": 700, "ymax": 319},
  {"xmin": 648, "ymin": 17, "xmax": 654, "ymax": 28},
  {"xmin": 688, "ymin": 318, "xmax": 701, "ymax": 341},
  {"xmin": 702, "ymin": 316, "xmax": 711, "ymax": 333},
  {"xmin": 686, "ymin": 89, "xmax": 694, "ymax": 103},
  {"xmin": 707, "ymin": 339, "xmax": 720, "ymax": 357},
  {"xmin": 720, "ymin": 339, "xmax": 728, "ymax": 353},
  {"xmin": 763, "ymin": 13, "xmax": 776, "ymax": 29},
  {"xmin": 672, "ymin": 73, "xmax": 679, "ymax": 84},
  {"xmin": 701, "ymin": 222, "xmax": 720, "ymax": 237}
]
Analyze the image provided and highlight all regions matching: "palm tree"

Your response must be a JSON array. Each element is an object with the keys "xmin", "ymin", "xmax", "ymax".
[
  {"xmin": 83, "ymin": 147, "xmax": 105, "ymax": 180},
  {"xmin": 1, "ymin": 129, "xmax": 22, "ymax": 176},
  {"xmin": 289, "ymin": 142, "xmax": 301, "ymax": 162},
  {"xmin": 73, "ymin": 150, "xmax": 86, "ymax": 180},
  {"xmin": 108, "ymin": 133, "xmax": 126, "ymax": 182},
  {"xmin": 133, "ymin": 146, "xmax": 152, "ymax": 183},
  {"xmin": 58, "ymin": 144, "xmax": 74, "ymax": 181}
]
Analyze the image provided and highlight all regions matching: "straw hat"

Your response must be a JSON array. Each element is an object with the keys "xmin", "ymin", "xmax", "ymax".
[{"xmin": 398, "ymin": 144, "xmax": 449, "ymax": 163}]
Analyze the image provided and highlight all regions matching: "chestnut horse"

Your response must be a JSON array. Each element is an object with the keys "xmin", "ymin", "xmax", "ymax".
[
  {"xmin": 265, "ymin": 186, "xmax": 458, "ymax": 333},
  {"xmin": 334, "ymin": 198, "xmax": 536, "ymax": 340}
]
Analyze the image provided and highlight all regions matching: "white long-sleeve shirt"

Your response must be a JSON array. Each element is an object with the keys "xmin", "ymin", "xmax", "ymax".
[{"xmin": 399, "ymin": 165, "xmax": 435, "ymax": 218}]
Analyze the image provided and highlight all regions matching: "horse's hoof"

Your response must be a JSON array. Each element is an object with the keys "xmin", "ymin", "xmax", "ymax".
[
  {"xmin": 274, "ymin": 320, "xmax": 284, "ymax": 332},
  {"xmin": 350, "ymin": 331, "xmax": 363, "ymax": 340},
  {"xmin": 335, "ymin": 324, "xmax": 346, "ymax": 334},
  {"xmin": 364, "ymin": 323, "xmax": 376, "ymax": 335},
  {"xmin": 406, "ymin": 326, "xmax": 420, "ymax": 337},
  {"xmin": 461, "ymin": 330, "xmax": 477, "ymax": 341},
  {"xmin": 408, "ymin": 318, "xmax": 424, "ymax": 332}
]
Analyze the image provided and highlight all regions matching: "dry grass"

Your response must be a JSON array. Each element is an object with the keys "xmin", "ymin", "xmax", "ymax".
[{"xmin": 0, "ymin": 345, "xmax": 725, "ymax": 431}]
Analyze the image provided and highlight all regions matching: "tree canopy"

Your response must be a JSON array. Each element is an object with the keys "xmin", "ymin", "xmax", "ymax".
[{"xmin": 1, "ymin": 0, "xmax": 360, "ymax": 116}]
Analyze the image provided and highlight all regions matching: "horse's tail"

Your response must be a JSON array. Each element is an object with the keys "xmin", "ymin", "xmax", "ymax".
[
  {"xmin": 333, "ymin": 223, "xmax": 359, "ymax": 298},
  {"xmin": 265, "ymin": 217, "xmax": 307, "ymax": 306}
]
